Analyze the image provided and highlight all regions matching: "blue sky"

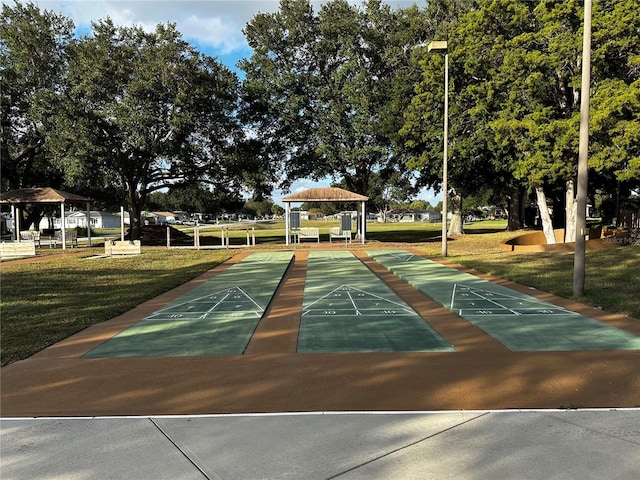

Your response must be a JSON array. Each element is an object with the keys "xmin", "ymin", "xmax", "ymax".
[{"xmin": 26, "ymin": 0, "xmax": 439, "ymax": 205}]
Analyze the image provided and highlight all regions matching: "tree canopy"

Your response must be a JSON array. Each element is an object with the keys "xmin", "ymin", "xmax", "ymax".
[
  {"xmin": 36, "ymin": 19, "xmax": 241, "ymax": 239},
  {"xmin": 2, "ymin": 0, "xmax": 638, "ymax": 239},
  {"xmin": 402, "ymin": 0, "xmax": 639, "ymax": 236},
  {"xmin": 240, "ymin": 0, "xmax": 430, "ymax": 197},
  {"xmin": 0, "ymin": 2, "xmax": 74, "ymax": 225}
]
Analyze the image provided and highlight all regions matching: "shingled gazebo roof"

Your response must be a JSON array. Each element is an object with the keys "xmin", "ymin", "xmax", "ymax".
[
  {"xmin": 282, "ymin": 187, "xmax": 368, "ymax": 245},
  {"xmin": 0, "ymin": 187, "xmax": 92, "ymax": 205},
  {"xmin": 1, "ymin": 188, "xmax": 94, "ymax": 248},
  {"xmin": 282, "ymin": 187, "xmax": 368, "ymax": 203}
]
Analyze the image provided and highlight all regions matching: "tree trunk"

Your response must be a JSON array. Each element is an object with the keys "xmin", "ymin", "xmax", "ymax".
[
  {"xmin": 506, "ymin": 186, "xmax": 525, "ymax": 231},
  {"xmin": 535, "ymin": 185, "xmax": 556, "ymax": 244},
  {"xmin": 23, "ymin": 206, "xmax": 46, "ymax": 232},
  {"xmin": 520, "ymin": 188, "xmax": 528, "ymax": 227},
  {"xmin": 127, "ymin": 204, "xmax": 142, "ymax": 241},
  {"xmin": 126, "ymin": 184, "xmax": 143, "ymax": 241},
  {"xmin": 565, "ymin": 179, "xmax": 577, "ymax": 243},
  {"xmin": 447, "ymin": 190, "xmax": 464, "ymax": 236}
]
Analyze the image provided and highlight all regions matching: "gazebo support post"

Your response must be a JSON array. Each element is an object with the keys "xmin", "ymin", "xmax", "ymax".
[
  {"xmin": 120, "ymin": 206, "xmax": 125, "ymax": 242},
  {"xmin": 11, "ymin": 205, "xmax": 18, "ymax": 241},
  {"xmin": 361, "ymin": 200, "xmax": 366, "ymax": 244},
  {"xmin": 60, "ymin": 203, "xmax": 66, "ymax": 250},
  {"xmin": 86, "ymin": 202, "xmax": 92, "ymax": 247},
  {"xmin": 285, "ymin": 202, "xmax": 290, "ymax": 246}
]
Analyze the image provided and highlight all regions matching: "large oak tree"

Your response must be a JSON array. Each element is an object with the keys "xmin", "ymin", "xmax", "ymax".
[
  {"xmin": 38, "ymin": 20, "xmax": 241, "ymax": 239},
  {"xmin": 240, "ymin": 0, "xmax": 430, "ymax": 198},
  {"xmin": 403, "ymin": 0, "xmax": 640, "ymax": 240},
  {"xmin": 1, "ymin": 2, "xmax": 71, "ymax": 228}
]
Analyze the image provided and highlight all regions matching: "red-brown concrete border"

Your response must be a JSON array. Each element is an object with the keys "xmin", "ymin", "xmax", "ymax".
[{"xmin": 1, "ymin": 249, "xmax": 639, "ymax": 417}]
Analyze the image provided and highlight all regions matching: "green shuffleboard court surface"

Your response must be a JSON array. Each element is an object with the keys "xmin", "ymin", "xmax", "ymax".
[
  {"xmin": 298, "ymin": 251, "xmax": 454, "ymax": 353},
  {"xmin": 368, "ymin": 250, "xmax": 640, "ymax": 352},
  {"xmin": 84, "ymin": 252, "xmax": 294, "ymax": 357}
]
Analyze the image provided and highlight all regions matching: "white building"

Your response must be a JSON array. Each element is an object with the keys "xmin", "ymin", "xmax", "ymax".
[
  {"xmin": 145, "ymin": 211, "xmax": 178, "ymax": 224},
  {"xmin": 396, "ymin": 210, "xmax": 442, "ymax": 223},
  {"xmin": 39, "ymin": 211, "xmax": 128, "ymax": 230}
]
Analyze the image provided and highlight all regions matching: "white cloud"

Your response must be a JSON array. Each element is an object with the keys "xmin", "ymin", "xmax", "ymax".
[
  {"xmin": 30, "ymin": 0, "xmax": 422, "ymax": 59},
  {"xmin": 31, "ymin": 1, "xmax": 283, "ymax": 56},
  {"xmin": 181, "ymin": 14, "xmax": 244, "ymax": 54}
]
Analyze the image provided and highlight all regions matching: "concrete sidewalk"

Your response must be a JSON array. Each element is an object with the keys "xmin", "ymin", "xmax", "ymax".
[{"xmin": 2, "ymin": 410, "xmax": 639, "ymax": 479}]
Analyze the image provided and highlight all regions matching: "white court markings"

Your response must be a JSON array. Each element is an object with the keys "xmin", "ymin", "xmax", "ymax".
[
  {"xmin": 302, "ymin": 285, "xmax": 415, "ymax": 317},
  {"xmin": 145, "ymin": 286, "xmax": 264, "ymax": 320},
  {"xmin": 388, "ymin": 252, "xmax": 416, "ymax": 262},
  {"xmin": 451, "ymin": 284, "xmax": 579, "ymax": 317}
]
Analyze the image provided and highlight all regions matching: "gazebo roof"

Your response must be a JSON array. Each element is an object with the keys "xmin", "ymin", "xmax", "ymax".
[
  {"xmin": 0, "ymin": 188, "xmax": 92, "ymax": 205},
  {"xmin": 282, "ymin": 187, "xmax": 368, "ymax": 203}
]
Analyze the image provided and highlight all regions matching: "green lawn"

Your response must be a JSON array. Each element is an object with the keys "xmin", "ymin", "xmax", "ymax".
[
  {"xmin": 1, "ymin": 221, "xmax": 638, "ymax": 366},
  {"xmin": 451, "ymin": 247, "xmax": 640, "ymax": 321},
  {"xmin": 0, "ymin": 248, "xmax": 232, "ymax": 366}
]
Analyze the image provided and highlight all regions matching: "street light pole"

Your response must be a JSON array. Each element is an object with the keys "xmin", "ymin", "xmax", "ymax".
[
  {"xmin": 574, "ymin": 0, "xmax": 592, "ymax": 296},
  {"xmin": 428, "ymin": 40, "xmax": 449, "ymax": 257}
]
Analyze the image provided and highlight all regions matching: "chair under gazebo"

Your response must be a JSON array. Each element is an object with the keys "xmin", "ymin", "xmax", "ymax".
[
  {"xmin": 0, "ymin": 187, "xmax": 93, "ymax": 249},
  {"xmin": 281, "ymin": 187, "xmax": 369, "ymax": 245}
]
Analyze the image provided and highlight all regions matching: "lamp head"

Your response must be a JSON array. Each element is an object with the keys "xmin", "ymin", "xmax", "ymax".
[{"xmin": 427, "ymin": 41, "xmax": 448, "ymax": 52}]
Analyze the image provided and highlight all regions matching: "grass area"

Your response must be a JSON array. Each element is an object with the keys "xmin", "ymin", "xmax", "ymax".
[
  {"xmin": 1, "ymin": 220, "xmax": 638, "ymax": 366},
  {"xmin": 414, "ymin": 221, "xmax": 640, "ymax": 320},
  {"xmin": 450, "ymin": 246, "xmax": 640, "ymax": 320},
  {"xmin": 0, "ymin": 248, "xmax": 232, "ymax": 366}
]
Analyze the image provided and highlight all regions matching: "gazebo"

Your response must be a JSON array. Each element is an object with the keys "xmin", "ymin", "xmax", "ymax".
[
  {"xmin": 282, "ymin": 187, "xmax": 369, "ymax": 245},
  {"xmin": 0, "ymin": 187, "xmax": 93, "ymax": 249}
]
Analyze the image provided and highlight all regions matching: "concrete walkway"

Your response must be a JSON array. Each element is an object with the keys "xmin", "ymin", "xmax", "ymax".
[
  {"xmin": 2, "ymin": 249, "xmax": 640, "ymax": 479},
  {"xmin": 2, "ymin": 410, "xmax": 639, "ymax": 479}
]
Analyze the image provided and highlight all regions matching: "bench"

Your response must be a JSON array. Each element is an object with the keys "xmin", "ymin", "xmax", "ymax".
[
  {"xmin": 0, "ymin": 241, "xmax": 36, "ymax": 258},
  {"xmin": 105, "ymin": 239, "xmax": 141, "ymax": 256},
  {"xmin": 54, "ymin": 229, "xmax": 78, "ymax": 248},
  {"xmin": 329, "ymin": 227, "xmax": 351, "ymax": 243},
  {"xmin": 296, "ymin": 227, "xmax": 320, "ymax": 243},
  {"xmin": 20, "ymin": 231, "xmax": 41, "ymax": 247}
]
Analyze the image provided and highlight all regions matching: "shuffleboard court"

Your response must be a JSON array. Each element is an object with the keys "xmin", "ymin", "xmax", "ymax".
[
  {"xmin": 368, "ymin": 250, "xmax": 640, "ymax": 352},
  {"xmin": 84, "ymin": 252, "xmax": 293, "ymax": 357},
  {"xmin": 298, "ymin": 251, "xmax": 454, "ymax": 353}
]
